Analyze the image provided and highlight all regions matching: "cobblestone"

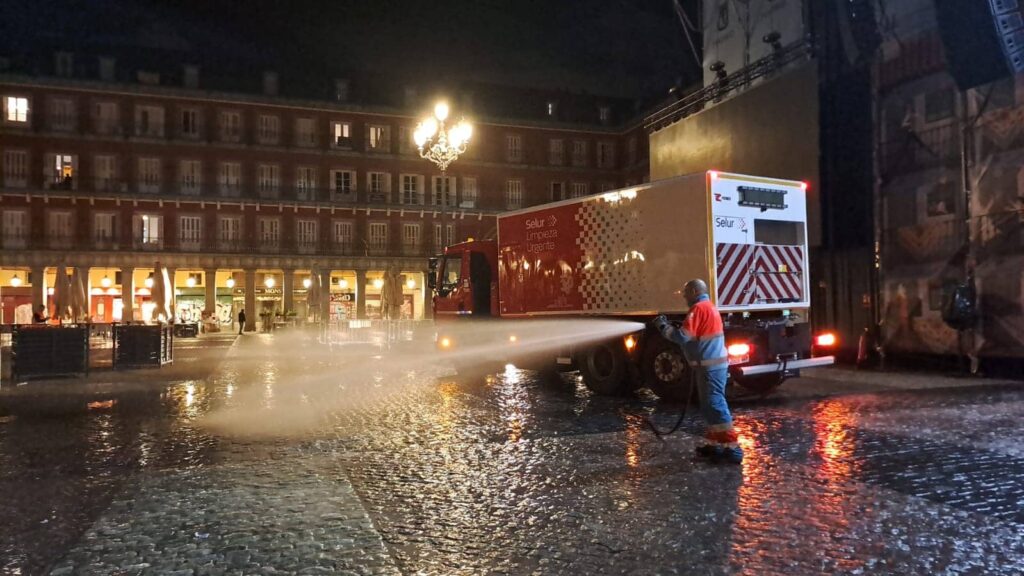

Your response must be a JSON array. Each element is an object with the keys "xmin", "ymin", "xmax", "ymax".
[{"xmin": 2, "ymin": 333, "xmax": 1023, "ymax": 574}]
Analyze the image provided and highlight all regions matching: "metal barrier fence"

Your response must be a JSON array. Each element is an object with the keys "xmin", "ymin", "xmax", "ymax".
[{"xmin": 319, "ymin": 319, "xmax": 433, "ymax": 349}]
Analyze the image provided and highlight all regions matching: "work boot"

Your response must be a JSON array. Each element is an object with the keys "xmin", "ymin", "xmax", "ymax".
[
  {"xmin": 695, "ymin": 444, "xmax": 723, "ymax": 459},
  {"xmin": 695, "ymin": 444, "xmax": 744, "ymax": 464},
  {"xmin": 720, "ymin": 446, "xmax": 744, "ymax": 464}
]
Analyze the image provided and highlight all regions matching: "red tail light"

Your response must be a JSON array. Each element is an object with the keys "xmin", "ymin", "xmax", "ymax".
[
  {"xmin": 727, "ymin": 342, "xmax": 751, "ymax": 357},
  {"xmin": 815, "ymin": 332, "xmax": 837, "ymax": 347}
]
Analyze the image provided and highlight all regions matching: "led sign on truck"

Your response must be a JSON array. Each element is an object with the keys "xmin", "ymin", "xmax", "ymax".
[{"xmin": 737, "ymin": 186, "xmax": 787, "ymax": 210}]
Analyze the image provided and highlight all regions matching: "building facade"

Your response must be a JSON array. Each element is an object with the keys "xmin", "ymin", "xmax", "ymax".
[
  {"xmin": 0, "ymin": 54, "xmax": 650, "ymax": 327},
  {"xmin": 876, "ymin": 1, "xmax": 1024, "ymax": 361}
]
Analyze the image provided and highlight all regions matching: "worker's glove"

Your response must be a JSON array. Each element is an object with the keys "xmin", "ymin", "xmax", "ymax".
[{"xmin": 651, "ymin": 315, "xmax": 669, "ymax": 332}]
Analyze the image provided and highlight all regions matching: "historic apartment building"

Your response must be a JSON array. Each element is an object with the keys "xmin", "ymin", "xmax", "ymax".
[{"xmin": 0, "ymin": 51, "xmax": 650, "ymax": 327}]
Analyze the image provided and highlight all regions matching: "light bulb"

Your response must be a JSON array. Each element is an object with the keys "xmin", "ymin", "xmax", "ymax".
[
  {"xmin": 145, "ymin": 275, "xmax": 154, "ymax": 289},
  {"xmin": 10, "ymin": 273, "xmax": 22, "ymax": 287},
  {"xmin": 434, "ymin": 101, "xmax": 449, "ymax": 121},
  {"xmin": 339, "ymin": 279, "xmax": 348, "ymax": 289},
  {"xmin": 461, "ymin": 122, "xmax": 473, "ymax": 141},
  {"xmin": 226, "ymin": 278, "xmax": 236, "ymax": 288},
  {"xmin": 185, "ymin": 276, "xmax": 196, "ymax": 288},
  {"xmin": 100, "ymin": 275, "xmax": 112, "ymax": 288},
  {"xmin": 264, "ymin": 277, "xmax": 276, "ymax": 288},
  {"xmin": 414, "ymin": 128, "xmax": 426, "ymax": 147},
  {"xmin": 303, "ymin": 278, "xmax": 312, "ymax": 288},
  {"xmin": 373, "ymin": 278, "xmax": 384, "ymax": 289},
  {"xmin": 422, "ymin": 117, "xmax": 438, "ymax": 139},
  {"xmin": 449, "ymin": 129, "xmax": 464, "ymax": 148},
  {"xmin": 407, "ymin": 278, "xmax": 416, "ymax": 290}
]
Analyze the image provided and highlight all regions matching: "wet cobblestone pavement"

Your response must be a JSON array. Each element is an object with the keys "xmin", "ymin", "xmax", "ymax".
[{"xmin": 2, "ymin": 332, "xmax": 1023, "ymax": 575}]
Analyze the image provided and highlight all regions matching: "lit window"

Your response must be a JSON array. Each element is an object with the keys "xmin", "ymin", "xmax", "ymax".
[{"xmin": 5, "ymin": 96, "xmax": 29, "ymax": 123}]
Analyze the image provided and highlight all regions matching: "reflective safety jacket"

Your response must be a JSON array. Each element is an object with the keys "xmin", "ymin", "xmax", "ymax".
[{"xmin": 659, "ymin": 294, "xmax": 729, "ymax": 370}]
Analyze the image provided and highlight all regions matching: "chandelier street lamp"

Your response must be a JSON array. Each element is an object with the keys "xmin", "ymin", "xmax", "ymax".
[{"xmin": 414, "ymin": 102, "xmax": 472, "ymax": 251}]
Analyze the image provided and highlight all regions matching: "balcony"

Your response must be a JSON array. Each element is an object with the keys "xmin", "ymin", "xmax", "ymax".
[
  {"xmin": 259, "ymin": 239, "xmax": 281, "ymax": 253},
  {"xmin": 217, "ymin": 239, "xmax": 245, "ymax": 252},
  {"xmin": 179, "ymin": 238, "xmax": 202, "ymax": 252},
  {"xmin": 365, "ymin": 136, "xmax": 391, "ymax": 154},
  {"xmin": 133, "ymin": 237, "xmax": 163, "ymax": 251},
  {"xmin": 93, "ymin": 236, "xmax": 120, "ymax": 250},
  {"xmin": 219, "ymin": 184, "xmax": 243, "ymax": 198},
  {"xmin": 48, "ymin": 235, "xmax": 75, "ymax": 250},
  {"xmin": 402, "ymin": 243, "xmax": 425, "ymax": 256},
  {"xmin": 93, "ymin": 119, "xmax": 122, "ymax": 136},
  {"xmin": 367, "ymin": 243, "xmax": 388, "ymax": 256},
  {"xmin": 296, "ymin": 240, "xmax": 318, "ymax": 255},
  {"xmin": 333, "ymin": 136, "xmax": 354, "ymax": 150},
  {"xmin": 1, "ymin": 235, "xmax": 28, "ymax": 250},
  {"xmin": 134, "ymin": 123, "xmax": 165, "ymax": 139}
]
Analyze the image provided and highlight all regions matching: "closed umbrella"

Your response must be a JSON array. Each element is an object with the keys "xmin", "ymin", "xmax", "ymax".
[
  {"xmin": 308, "ymin": 271, "xmax": 320, "ymax": 321},
  {"xmin": 70, "ymin": 267, "xmax": 89, "ymax": 322},
  {"xmin": 151, "ymin": 263, "xmax": 172, "ymax": 323},
  {"xmin": 52, "ymin": 266, "xmax": 71, "ymax": 322},
  {"xmin": 381, "ymin": 269, "xmax": 402, "ymax": 320}
]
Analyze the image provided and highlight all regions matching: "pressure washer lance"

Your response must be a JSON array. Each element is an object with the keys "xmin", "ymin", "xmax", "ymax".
[{"xmin": 644, "ymin": 319, "xmax": 697, "ymax": 440}]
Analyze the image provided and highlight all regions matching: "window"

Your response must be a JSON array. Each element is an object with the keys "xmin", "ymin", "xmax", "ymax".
[
  {"xmin": 297, "ymin": 219, "xmax": 318, "ymax": 253},
  {"xmin": 296, "ymin": 166, "xmax": 317, "ymax": 200},
  {"xmin": 332, "ymin": 121, "xmax": 352, "ymax": 148},
  {"xmin": 927, "ymin": 180, "xmax": 957, "ymax": 217},
  {"xmin": 258, "ymin": 217, "xmax": 280, "ymax": 249},
  {"xmin": 599, "ymin": 106, "xmax": 611, "ymax": 123},
  {"xmin": 599, "ymin": 182, "xmax": 616, "ymax": 192},
  {"xmin": 368, "ymin": 222, "xmax": 388, "ymax": 252},
  {"xmin": 133, "ymin": 213, "xmax": 162, "ymax": 248},
  {"xmin": 398, "ymin": 126, "xmax": 415, "ymax": 154},
  {"xmin": 434, "ymin": 223, "xmax": 455, "ymax": 250},
  {"xmin": 296, "ymin": 118, "xmax": 316, "ymax": 147},
  {"xmin": 94, "ymin": 101, "xmax": 119, "ymax": 135},
  {"xmin": 3, "ymin": 150, "xmax": 28, "ymax": 187},
  {"xmin": 441, "ymin": 253, "xmax": 461, "ymax": 285},
  {"xmin": 547, "ymin": 101, "xmax": 557, "ymax": 117},
  {"xmin": 2, "ymin": 210, "xmax": 29, "ymax": 248},
  {"xmin": 548, "ymin": 139, "xmax": 564, "ymax": 165},
  {"xmin": 572, "ymin": 140, "xmax": 588, "ymax": 166},
  {"xmin": 367, "ymin": 125, "xmax": 390, "ymax": 152},
  {"xmin": 219, "ymin": 162, "xmax": 241, "ymax": 196},
  {"xmin": 257, "ymin": 164, "xmax": 280, "ymax": 198},
  {"xmin": 506, "ymin": 134, "xmax": 523, "ymax": 162},
  {"xmin": 94, "ymin": 213, "xmax": 116, "ymax": 245},
  {"xmin": 95, "ymin": 155, "xmax": 117, "ymax": 191},
  {"xmin": 368, "ymin": 171, "xmax": 390, "ymax": 202},
  {"xmin": 432, "ymin": 176, "xmax": 456, "ymax": 207},
  {"xmin": 401, "ymin": 174, "xmax": 424, "ymax": 205},
  {"xmin": 258, "ymin": 114, "xmax": 280, "ymax": 144},
  {"xmin": 924, "ymin": 89, "xmax": 955, "ymax": 123},
  {"xmin": 506, "ymin": 179, "xmax": 523, "ymax": 209},
  {"xmin": 571, "ymin": 182, "xmax": 588, "ymax": 198},
  {"xmin": 46, "ymin": 154, "xmax": 77, "ymax": 189},
  {"xmin": 180, "ymin": 108, "xmax": 200, "ymax": 138},
  {"xmin": 219, "ymin": 111, "xmax": 242, "ymax": 142},
  {"xmin": 403, "ymin": 223, "xmax": 421, "ymax": 253},
  {"xmin": 134, "ymin": 105, "xmax": 165, "ymax": 137},
  {"xmin": 48, "ymin": 211, "xmax": 74, "ymax": 247},
  {"xmin": 627, "ymin": 137, "xmax": 637, "ymax": 165},
  {"xmin": 219, "ymin": 216, "xmax": 242, "ymax": 249},
  {"xmin": 550, "ymin": 181, "xmax": 566, "ymax": 201},
  {"xmin": 596, "ymin": 142, "xmax": 615, "ymax": 168},
  {"xmin": 179, "ymin": 215, "xmax": 202, "ymax": 250},
  {"xmin": 333, "ymin": 220, "xmax": 353, "ymax": 249},
  {"xmin": 462, "ymin": 177, "xmax": 478, "ymax": 208},
  {"xmin": 179, "ymin": 160, "xmax": 201, "ymax": 195},
  {"xmin": 330, "ymin": 169, "xmax": 356, "ymax": 199},
  {"xmin": 49, "ymin": 98, "xmax": 76, "ymax": 132},
  {"xmin": 55, "ymin": 52, "xmax": 74, "ymax": 77},
  {"xmin": 4, "ymin": 96, "xmax": 29, "ymax": 124},
  {"xmin": 138, "ymin": 158, "xmax": 161, "ymax": 193}
]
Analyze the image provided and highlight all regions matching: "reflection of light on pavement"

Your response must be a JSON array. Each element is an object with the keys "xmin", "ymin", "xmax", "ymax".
[
  {"xmin": 87, "ymin": 399, "xmax": 116, "ymax": 410},
  {"xmin": 729, "ymin": 416, "xmax": 774, "ymax": 565},
  {"xmin": 495, "ymin": 366, "xmax": 532, "ymax": 444},
  {"xmin": 184, "ymin": 383, "xmax": 195, "ymax": 408},
  {"xmin": 812, "ymin": 399, "xmax": 860, "ymax": 483},
  {"xmin": 624, "ymin": 419, "xmax": 640, "ymax": 468}
]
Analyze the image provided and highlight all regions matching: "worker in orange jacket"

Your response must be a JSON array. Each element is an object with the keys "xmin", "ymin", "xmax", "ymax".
[{"xmin": 653, "ymin": 279, "xmax": 743, "ymax": 464}]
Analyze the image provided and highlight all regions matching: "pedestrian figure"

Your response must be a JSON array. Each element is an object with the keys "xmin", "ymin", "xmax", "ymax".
[
  {"xmin": 653, "ymin": 279, "xmax": 743, "ymax": 464},
  {"xmin": 238, "ymin": 309, "xmax": 246, "ymax": 335},
  {"xmin": 32, "ymin": 305, "xmax": 48, "ymax": 324}
]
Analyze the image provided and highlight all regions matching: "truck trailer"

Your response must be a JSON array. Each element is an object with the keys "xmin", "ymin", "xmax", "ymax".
[{"xmin": 429, "ymin": 171, "xmax": 836, "ymax": 399}]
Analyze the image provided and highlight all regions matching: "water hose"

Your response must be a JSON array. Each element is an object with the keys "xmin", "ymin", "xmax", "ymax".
[{"xmin": 644, "ymin": 365, "xmax": 696, "ymax": 440}]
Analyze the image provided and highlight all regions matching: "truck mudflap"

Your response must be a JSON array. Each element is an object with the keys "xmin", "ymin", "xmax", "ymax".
[{"xmin": 738, "ymin": 355, "xmax": 835, "ymax": 376}]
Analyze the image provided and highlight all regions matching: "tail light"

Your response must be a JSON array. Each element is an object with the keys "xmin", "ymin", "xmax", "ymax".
[
  {"xmin": 624, "ymin": 335, "xmax": 637, "ymax": 351},
  {"xmin": 815, "ymin": 332, "xmax": 837, "ymax": 347},
  {"xmin": 727, "ymin": 342, "xmax": 751, "ymax": 357}
]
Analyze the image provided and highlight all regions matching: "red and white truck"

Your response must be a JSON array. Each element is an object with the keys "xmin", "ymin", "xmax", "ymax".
[{"xmin": 429, "ymin": 171, "xmax": 836, "ymax": 399}]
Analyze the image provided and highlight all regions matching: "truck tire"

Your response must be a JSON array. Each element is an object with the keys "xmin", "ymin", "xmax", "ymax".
[
  {"xmin": 579, "ymin": 343, "xmax": 628, "ymax": 395},
  {"xmin": 642, "ymin": 337, "xmax": 693, "ymax": 403}
]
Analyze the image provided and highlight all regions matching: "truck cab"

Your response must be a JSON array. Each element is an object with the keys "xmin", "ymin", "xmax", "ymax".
[{"xmin": 430, "ymin": 240, "xmax": 499, "ymax": 320}]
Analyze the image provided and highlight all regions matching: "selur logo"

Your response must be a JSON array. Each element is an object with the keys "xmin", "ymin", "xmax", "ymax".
[
  {"xmin": 714, "ymin": 216, "xmax": 747, "ymax": 232},
  {"xmin": 526, "ymin": 215, "xmax": 558, "ymax": 229}
]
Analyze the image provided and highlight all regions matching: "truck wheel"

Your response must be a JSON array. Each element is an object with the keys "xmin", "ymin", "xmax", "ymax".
[
  {"xmin": 579, "ymin": 343, "xmax": 628, "ymax": 395},
  {"xmin": 642, "ymin": 337, "xmax": 693, "ymax": 403}
]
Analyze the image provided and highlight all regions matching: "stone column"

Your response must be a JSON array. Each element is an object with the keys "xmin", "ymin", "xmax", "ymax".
[
  {"xmin": 30, "ymin": 265, "xmax": 46, "ymax": 314},
  {"xmin": 319, "ymin": 269, "xmax": 332, "ymax": 323},
  {"xmin": 81, "ymin": 266, "xmax": 92, "ymax": 322},
  {"xmin": 421, "ymin": 272, "xmax": 432, "ymax": 320},
  {"xmin": 282, "ymin": 269, "xmax": 295, "ymax": 314},
  {"xmin": 165, "ymin": 266, "xmax": 176, "ymax": 322},
  {"xmin": 121, "ymin": 266, "xmax": 135, "ymax": 323},
  {"xmin": 204, "ymin": 268, "xmax": 217, "ymax": 316},
  {"xmin": 244, "ymin": 268, "xmax": 256, "ymax": 331},
  {"xmin": 355, "ymin": 269, "xmax": 367, "ymax": 319}
]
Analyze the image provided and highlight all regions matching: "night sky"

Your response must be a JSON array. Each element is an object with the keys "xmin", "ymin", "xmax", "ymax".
[{"xmin": 1, "ymin": 0, "xmax": 698, "ymax": 100}]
